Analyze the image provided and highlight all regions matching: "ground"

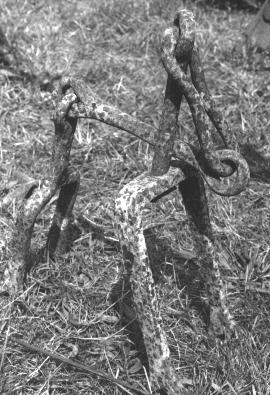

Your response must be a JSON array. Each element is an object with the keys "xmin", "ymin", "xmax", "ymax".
[{"xmin": 0, "ymin": 0, "xmax": 270, "ymax": 394}]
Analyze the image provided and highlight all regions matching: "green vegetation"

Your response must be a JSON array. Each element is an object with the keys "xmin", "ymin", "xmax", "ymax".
[{"xmin": 0, "ymin": 0, "xmax": 269, "ymax": 394}]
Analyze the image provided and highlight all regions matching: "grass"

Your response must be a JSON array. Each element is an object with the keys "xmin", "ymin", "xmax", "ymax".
[{"xmin": 0, "ymin": 0, "xmax": 270, "ymax": 394}]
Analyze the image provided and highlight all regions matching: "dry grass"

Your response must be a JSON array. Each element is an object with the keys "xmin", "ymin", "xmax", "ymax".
[{"xmin": 0, "ymin": 0, "xmax": 270, "ymax": 394}]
